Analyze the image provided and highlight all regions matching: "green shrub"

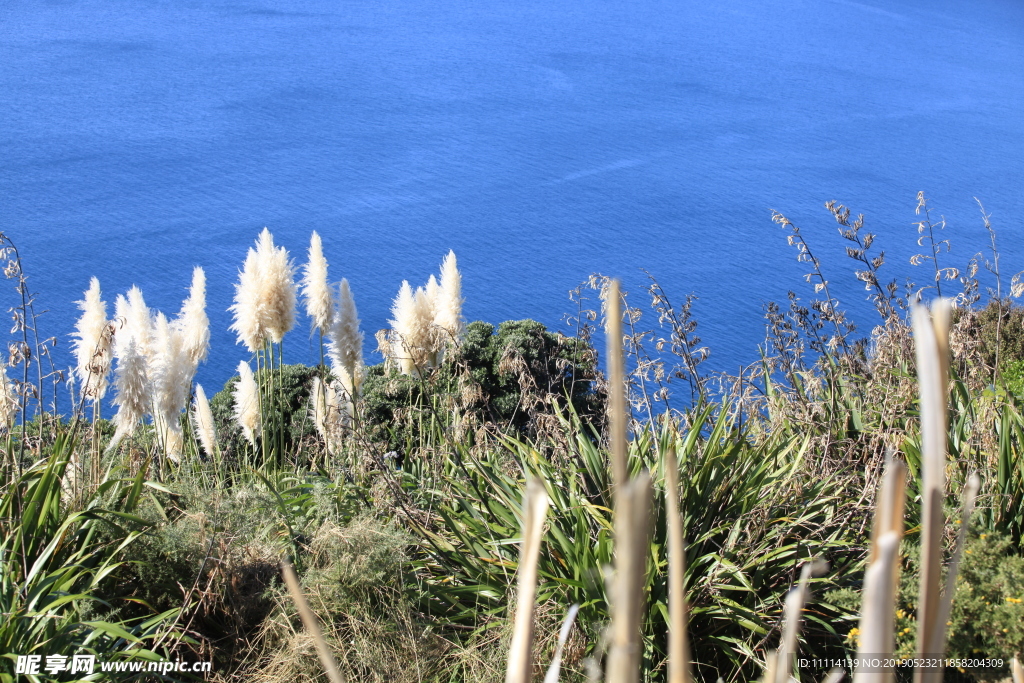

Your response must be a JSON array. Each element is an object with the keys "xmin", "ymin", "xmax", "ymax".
[{"xmin": 209, "ymin": 363, "xmax": 321, "ymax": 468}]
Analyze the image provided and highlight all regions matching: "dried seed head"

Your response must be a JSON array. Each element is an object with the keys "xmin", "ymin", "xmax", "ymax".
[
  {"xmin": 71, "ymin": 277, "xmax": 114, "ymax": 401},
  {"xmin": 302, "ymin": 231, "xmax": 334, "ymax": 336},
  {"xmin": 328, "ymin": 278, "xmax": 365, "ymax": 399},
  {"xmin": 436, "ymin": 250, "xmax": 465, "ymax": 342},
  {"xmin": 107, "ymin": 338, "xmax": 148, "ymax": 452},
  {"xmin": 149, "ymin": 312, "xmax": 190, "ymax": 456},
  {"xmin": 229, "ymin": 228, "xmax": 297, "ymax": 352},
  {"xmin": 191, "ymin": 383, "xmax": 217, "ymax": 457},
  {"xmin": 0, "ymin": 364, "xmax": 17, "ymax": 427},
  {"xmin": 175, "ymin": 267, "xmax": 210, "ymax": 371},
  {"xmin": 233, "ymin": 360, "xmax": 261, "ymax": 447}
]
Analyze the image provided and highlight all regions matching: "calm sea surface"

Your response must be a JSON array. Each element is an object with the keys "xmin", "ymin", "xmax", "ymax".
[{"xmin": 1, "ymin": 0, "xmax": 1023, "ymax": 401}]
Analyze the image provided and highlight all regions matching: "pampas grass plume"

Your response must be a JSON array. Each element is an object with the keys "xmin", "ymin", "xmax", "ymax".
[
  {"xmin": 234, "ymin": 360, "xmax": 261, "ymax": 447},
  {"xmin": 175, "ymin": 267, "xmax": 210, "ymax": 370},
  {"xmin": 0, "ymin": 364, "xmax": 17, "ymax": 427},
  {"xmin": 389, "ymin": 280, "xmax": 420, "ymax": 375},
  {"xmin": 302, "ymin": 231, "xmax": 334, "ymax": 336},
  {"xmin": 108, "ymin": 338, "xmax": 148, "ymax": 452},
  {"xmin": 328, "ymin": 278, "xmax": 365, "ymax": 400},
  {"xmin": 229, "ymin": 228, "xmax": 297, "ymax": 351},
  {"xmin": 192, "ymin": 383, "xmax": 217, "ymax": 457},
  {"xmin": 71, "ymin": 277, "xmax": 113, "ymax": 401},
  {"xmin": 116, "ymin": 286, "xmax": 153, "ymax": 360},
  {"xmin": 150, "ymin": 312, "xmax": 190, "ymax": 456},
  {"xmin": 436, "ymin": 250, "xmax": 465, "ymax": 341}
]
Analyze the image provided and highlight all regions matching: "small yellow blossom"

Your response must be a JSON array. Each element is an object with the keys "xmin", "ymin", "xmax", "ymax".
[{"xmin": 980, "ymin": 534, "xmax": 988, "ymax": 540}]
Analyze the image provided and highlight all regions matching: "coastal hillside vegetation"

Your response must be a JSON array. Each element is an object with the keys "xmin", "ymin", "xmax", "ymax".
[{"xmin": 3, "ymin": 195, "xmax": 1024, "ymax": 682}]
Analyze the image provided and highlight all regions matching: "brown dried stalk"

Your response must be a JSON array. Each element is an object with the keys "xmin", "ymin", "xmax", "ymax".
[
  {"xmin": 280, "ymin": 557, "xmax": 346, "ymax": 683},
  {"xmin": 505, "ymin": 477, "xmax": 550, "ymax": 683},
  {"xmin": 664, "ymin": 440, "xmax": 692, "ymax": 683}
]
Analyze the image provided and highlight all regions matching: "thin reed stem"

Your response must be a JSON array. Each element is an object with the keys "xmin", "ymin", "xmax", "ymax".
[{"xmin": 664, "ymin": 439, "xmax": 692, "ymax": 683}]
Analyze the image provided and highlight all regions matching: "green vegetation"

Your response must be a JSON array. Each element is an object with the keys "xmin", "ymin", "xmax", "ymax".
[{"xmin": 3, "ymin": 197, "xmax": 1024, "ymax": 682}]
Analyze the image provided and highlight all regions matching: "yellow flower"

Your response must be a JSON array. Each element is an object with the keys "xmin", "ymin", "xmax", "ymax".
[
  {"xmin": 896, "ymin": 609, "xmax": 905, "ymax": 619},
  {"xmin": 981, "ymin": 534, "xmax": 988, "ymax": 540}
]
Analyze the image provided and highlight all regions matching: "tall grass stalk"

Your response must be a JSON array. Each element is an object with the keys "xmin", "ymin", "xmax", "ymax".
[
  {"xmin": 606, "ymin": 472, "xmax": 653, "ymax": 683},
  {"xmin": 281, "ymin": 557, "xmax": 346, "ymax": 683},
  {"xmin": 504, "ymin": 477, "xmax": 549, "ymax": 683},
  {"xmin": 910, "ymin": 299, "xmax": 950, "ymax": 683},
  {"xmin": 774, "ymin": 559, "xmax": 827, "ymax": 683},
  {"xmin": 663, "ymin": 440, "xmax": 692, "ymax": 683},
  {"xmin": 605, "ymin": 279, "xmax": 627, "ymax": 499},
  {"xmin": 854, "ymin": 457, "xmax": 906, "ymax": 683}
]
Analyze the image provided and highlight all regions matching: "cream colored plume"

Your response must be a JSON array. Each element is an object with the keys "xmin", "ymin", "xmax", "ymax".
[
  {"xmin": 115, "ymin": 286, "xmax": 153, "ymax": 359},
  {"xmin": 71, "ymin": 277, "xmax": 114, "ymax": 401},
  {"xmin": 310, "ymin": 375, "xmax": 345, "ymax": 454},
  {"xmin": 107, "ymin": 338, "xmax": 148, "ymax": 452},
  {"xmin": 328, "ymin": 278, "xmax": 365, "ymax": 401},
  {"xmin": 174, "ymin": 267, "xmax": 210, "ymax": 373},
  {"xmin": 228, "ymin": 228, "xmax": 297, "ymax": 352},
  {"xmin": 436, "ymin": 250, "xmax": 465, "ymax": 342},
  {"xmin": 191, "ymin": 383, "xmax": 217, "ymax": 457},
  {"xmin": 0, "ymin": 364, "xmax": 17, "ymax": 428},
  {"xmin": 149, "ymin": 312, "xmax": 190, "ymax": 457},
  {"xmin": 233, "ymin": 360, "xmax": 261, "ymax": 447},
  {"xmin": 388, "ymin": 281, "xmax": 421, "ymax": 375},
  {"xmin": 302, "ymin": 231, "xmax": 334, "ymax": 336}
]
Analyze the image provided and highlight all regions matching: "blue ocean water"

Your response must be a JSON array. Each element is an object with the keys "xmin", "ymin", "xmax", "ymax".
[{"xmin": 1, "ymin": 0, "xmax": 1022, "ymax": 402}]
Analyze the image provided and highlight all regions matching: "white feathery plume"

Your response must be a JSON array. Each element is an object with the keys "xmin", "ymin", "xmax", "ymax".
[
  {"xmin": 229, "ymin": 228, "xmax": 297, "ymax": 351},
  {"xmin": 311, "ymin": 375, "xmax": 328, "ymax": 441},
  {"xmin": 414, "ymin": 284, "xmax": 439, "ymax": 366},
  {"xmin": 191, "ymin": 383, "xmax": 217, "ymax": 457},
  {"xmin": 328, "ymin": 278, "xmax": 365, "ymax": 402},
  {"xmin": 149, "ymin": 312, "xmax": 190, "ymax": 457},
  {"xmin": 389, "ymin": 281, "xmax": 420, "ymax": 376},
  {"xmin": 71, "ymin": 277, "xmax": 114, "ymax": 402},
  {"xmin": 233, "ymin": 360, "xmax": 261, "ymax": 447},
  {"xmin": 174, "ymin": 267, "xmax": 210, "ymax": 373},
  {"xmin": 115, "ymin": 286, "xmax": 153, "ymax": 360},
  {"xmin": 228, "ymin": 241, "xmax": 265, "ymax": 353},
  {"xmin": 107, "ymin": 338, "xmax": 148, "ymax": 452},
  {"xmin": 425, "ymin": 275, "xmax": 440, "ymax": 316},
  {"xmin": 302, "ymin": 231, "xmax": 334, "ymax": 336},
  {"xmin": 436, "ymin": 250, "xmax": 465, "ymax": 342}
]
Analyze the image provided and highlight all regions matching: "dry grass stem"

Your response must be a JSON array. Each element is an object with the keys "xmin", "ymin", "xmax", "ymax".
[
  {"xmin": 775, "ymin": 559, "xmax": 828, "ymax": 683},
  {"xmin": 854, "ymin": 532, "xmax": 900, "ymax": 683},
  {"xmin": 543, "ymin": 604, "xmax": 580, "ymax": 683},
  {"xmin": 911, "ymin": 298, "xmax": 951, "ymax": 683},
  {"xmin": 932, "ymin": 473, "xmax": 980, "ymax": 656},
  {"xmin": 505, "ymin": 477, "xmax": 550, "ymax": 683},
  {"xmin": 605, "ymin": 279, "xmax": 627, "ymax": 500},
  {"xmin": 664, "ymin": 441, "xmax": 692, "ymax": 683},
  {"xmin": 280, "ymin": 557, "xmax": 346, "ymax": 683},
  {"xmin": 606, "ymin": 471, "xmax": 653, "ymax": 683}
]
